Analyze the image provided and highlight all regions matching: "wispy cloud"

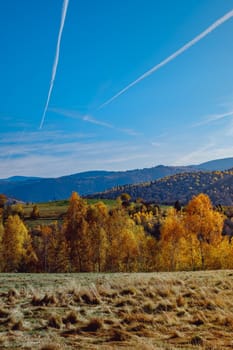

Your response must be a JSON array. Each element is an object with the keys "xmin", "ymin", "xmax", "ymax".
[
  {"xmin": 0, "ymin": 130, "xmax": 94, "ymax": 145},
  {"xmin": 39, "ymin": 0, "xmax": 69, "ymax": 129},
  {"xmin": 173, "ymin": 143, "xmax": 216, "ymax": 165},
  {"xmin": 151, "ymin": 142, "xmax": 162, "ymax": 147},
  {"xmin": 82, "ymin": 115, "xmax": 113, "ymax": 128},
  {"xmin": 193, "ymin": 110, "xmax": 233, "ymax": 127},
  {"xmin": 98, "ymin": 9, "xmax": 233, "ymax": 109},
  {"xmin": 50, "ymin": 108, "xmax": 113, "ymax": 128},
  {"xmin": 50, "ymin": 108, "xmax": 141, "ymax": 136},
  {"xmin": 0, "ymin": 130, "xmax": 150, "ymax": 177}
]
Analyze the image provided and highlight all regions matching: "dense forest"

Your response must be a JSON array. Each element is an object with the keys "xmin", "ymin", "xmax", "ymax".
[
  {"xmin": 92, "ymin": 170, "xmax": 233, "ymax": 205},
  {"xmin": 1, "ymin": 191, "xmax": 233, "ymax": 273}
]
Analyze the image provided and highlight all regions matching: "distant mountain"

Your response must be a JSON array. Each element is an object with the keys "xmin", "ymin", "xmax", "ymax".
[
  {"xmin": 0, "ymin": 166, "xmax": 197, "ymax": 202},
  {"xmin": 92, "ymin": 170, "xmax": 233, "ymax": 206},
  {"xmin": 196, "ymin": 157, "xmax": 233, "ymax": 171},
  {"xmin": 2, "ymin": 176, "xmax": 41, "ymax": 182},
  {"xmin": 0, "ymin": 157, "xmax": 233, "ymax": 203}
]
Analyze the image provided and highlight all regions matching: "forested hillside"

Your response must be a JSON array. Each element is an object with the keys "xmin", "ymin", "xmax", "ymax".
[{"xmin": 92, "ymin": 170, "xmax": 233, "ymax": 205}]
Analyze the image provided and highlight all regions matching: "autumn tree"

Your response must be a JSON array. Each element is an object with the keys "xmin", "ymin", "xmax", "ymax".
[
  {"xmin": 159, "ymin": 208, "xmax": 188, "ymax": 271},
  {"xmin": 105, "ymin": 208, "xmax": 141, "ymax": 271},
  {"xmin": 0, "ymin": 194, "xmax": 7, "ymax": 223},
  {"xmin": 86, "ymin": 202, "xmax": 108, "ymax": 272},
  {"xmin": 46, "ymin": 222, "xmax": 70, "ymax": 272},
  {"xmin": 30, "ymin": 205, "xmax": 40, "ymax": 219},
  {"xmin": 63, "ymin": 192, "xmax": 91, "ymax": 271},
  {"xmin": 184, "ymin": 193, "xmax": 224, "ymax": 269},
  {"xmin": 33, "ymin": 224, "xmax": 52, "ymax": 272},
  {"xmin": 2, "ymin": 215, "xmax": 35, "ymax": 272},
  {"xmin": 119, "ymin": 193, "xmax": 131, "ymax": 208},
  {"xmin": 0, "ymin": 222, "xmax": 4, "ymax": 271},
  {"xmin": 10, "ymin": 203, "xmax": 24, "ymax": 219},
  {"xmin": 0, "ymin": 194, "xmax": 7, "ymax": 208}
]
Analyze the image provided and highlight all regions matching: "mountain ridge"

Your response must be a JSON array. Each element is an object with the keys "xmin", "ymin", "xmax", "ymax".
[{"xmin": 0, "ymin": 157, "xmax": 233, "ymax": 202}]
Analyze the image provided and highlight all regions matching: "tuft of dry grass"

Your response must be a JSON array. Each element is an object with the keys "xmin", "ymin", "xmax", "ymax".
[
  {"xmin": 40, "ymin": 345, "xmax": 63, "ymax": 350},
  {"xmin": 115, "ymin": 296, "xmax": 137, "ymax": 307},
  {"xmin": 176, "ymin": 295, "xmax": 185, "ymax": 307},
  {"xmin": 11, "ymin": 319, "xmax": 24, "ymax": 331},
  {"xmin": 155, "ymin": 301, "xmax": 173, "ymax": 313},
  {"xmin": 0, "ymin": 307, "xmax": 10, "ymax": 318},
  {"xmin": 82, "ymin": 318, "xmax": 103, "ymax": 332},
  {"xmin": 191, "ymin": 335, "xmax": 204, "ymax": 345},
  {"xmin": 122, "ymin": 312, "xmax": 154, "ymax": 325},
  {"xmin": 73, "ymin": 287, "xmax": 101, "ymax": 305},
  {"xmin": 47, "ymin": 314, "xmax": 62, "ymax": 329},
  {"xmin": 8, "ymin": 288, "xmax": 19, "ymax": 298},
  {"xmin": 142, "ymin": 300, "xmax": 156, "ymax": 313},
  {"xmin": 32, "ymin": 293, "xmax": 58, "ymax": 306},
  {"xmin": 108, "ymin": 328, "xmax": 131, "ymax": 341},
  {"xmin": 120, "ymin": 286, "xmax": 138, "ymax": 296},
  {"xmin": 62, "ymin": 310, "xmax": 79, "ymax": 325}
]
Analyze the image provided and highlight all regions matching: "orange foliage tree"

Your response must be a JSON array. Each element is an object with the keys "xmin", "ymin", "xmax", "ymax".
[
  {"xmin": 2, "ymin": 215, "xmax": 36, "ymax": 272},
  {"xmin": 184, "ymin": 193, "xmax": 224, "ymax": 269},
  {"xmin": 63, "ymin": 192, "xmax": 91, "ymax": 271}
]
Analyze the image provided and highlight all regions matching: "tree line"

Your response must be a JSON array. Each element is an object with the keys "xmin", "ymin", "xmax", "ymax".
[{"xmin": 0, "ymin": 192, "xmax": 233, "ymax": 272}]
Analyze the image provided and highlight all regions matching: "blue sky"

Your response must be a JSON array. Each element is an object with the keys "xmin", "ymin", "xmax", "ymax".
[{"xmin": 0, "ymin": 0, "xmax": 233, "ymax": 178}]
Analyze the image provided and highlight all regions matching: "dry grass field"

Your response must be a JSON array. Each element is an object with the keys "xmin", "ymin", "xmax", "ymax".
[{"xmin": 0, "ymin": 271, "xmax": 233, "ymax": 349}]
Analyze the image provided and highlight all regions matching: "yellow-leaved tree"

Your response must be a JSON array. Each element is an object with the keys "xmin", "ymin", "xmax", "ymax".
[
  {"xmin": 86, "ymin": 202, "xmax": 108, "ymax": 272},
  {"xmin": 184, "ymin": 193, "xmax": 224, "ymax": 269},
  {"xmin": 2, "ymin": 215, "xmax": 35, "ymax": 272},
  {"xmin": 0, "ymin": 222, "xmax": 4, "ymax": 271},
  {"xmin": 159, "ymin": 208, "xmax": 188, "ymax": 271},
  {"xmin": 63, "ymin": 192, "xmax": 91, "ymax": 271},
  {"xmin": 46, "ymin": 222, "xmax": 70, "ymax": 272}
]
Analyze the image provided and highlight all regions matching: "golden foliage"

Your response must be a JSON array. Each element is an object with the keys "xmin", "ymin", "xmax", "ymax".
[
  {"xmin": 2, "ymin": 215, "xmax": 34, "ymax": 271},
  {"xmin": 0, "ymin": 192, "xmax": 233, "ymax": 272}
]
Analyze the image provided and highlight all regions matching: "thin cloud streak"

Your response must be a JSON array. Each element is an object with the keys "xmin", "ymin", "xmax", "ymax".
[
  {"xmin": 0, "ymin": 138, "xmax": 150, "ymax": 177},
  {"xmin": 98, "ymin": 9, "xmax": 233, "ymax": 110},
  {"xmin": 50, "ymin": 108, "xmax": 141, "ymax": 135},
  {"xmin": 50, "ymin": 108, "xmax": 114, "ymax": 128},
  {"xmin": 39, "ymin": 0, "xmax": 69, "ymax": 129},
  {"xmin": 174, "ymin": 143, "xmax": 216, "ymax": 165},
  {"xmin": 193, "ymin": 110, "xmax": 233, "ymax": 127}
]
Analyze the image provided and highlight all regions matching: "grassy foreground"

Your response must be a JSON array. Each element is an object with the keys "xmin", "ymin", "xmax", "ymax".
[{"xmin": 0, "ymin": 271, "xmax": 233, "ymax": 349}]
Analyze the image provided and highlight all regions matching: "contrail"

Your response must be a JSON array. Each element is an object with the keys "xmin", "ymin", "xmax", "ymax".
[
  {"xmin": 39, "ymin": 0, "xmax": 69, "ymax": 129},
  {"xmin": 98, "ymin": 9, "xmax": 233, "ymax": 110}
]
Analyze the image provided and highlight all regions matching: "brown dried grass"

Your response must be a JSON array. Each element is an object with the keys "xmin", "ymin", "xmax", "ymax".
[{"xmin": 1, "ymin": 270, "xmax": 233, "ymax": 349}]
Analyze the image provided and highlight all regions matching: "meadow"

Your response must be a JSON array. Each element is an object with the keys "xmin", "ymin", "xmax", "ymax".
[
  {"xmin": 0, "ymin": 271, "xmax": 233, "ymax": 349},
  {"xmin": 22, "ymin": 199, "xmax": 117, "ymax": 228}
]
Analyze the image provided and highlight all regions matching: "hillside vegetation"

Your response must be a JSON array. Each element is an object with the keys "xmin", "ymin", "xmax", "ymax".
[{"xmin": 92, "ymin": 170, "xmax": 233, "ymax": 205}]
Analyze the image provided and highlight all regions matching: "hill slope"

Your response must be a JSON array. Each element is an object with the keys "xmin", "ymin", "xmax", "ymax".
[
  {"xmin": 197, "ymin": 157, "xmax": 233, "ymax": 171},
  {"xmin": 91, "ymin": 170, "xmax": 233, "ymax": 206}
]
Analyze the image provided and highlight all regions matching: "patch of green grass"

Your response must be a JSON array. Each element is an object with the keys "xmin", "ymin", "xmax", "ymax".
[
  {"xmin": 86, "ymin": 198, "xmax": 117, "ymax": 207},
  {"xmin": 23, "ymin": 199, "xmax": 117, "ymax": 228}
]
